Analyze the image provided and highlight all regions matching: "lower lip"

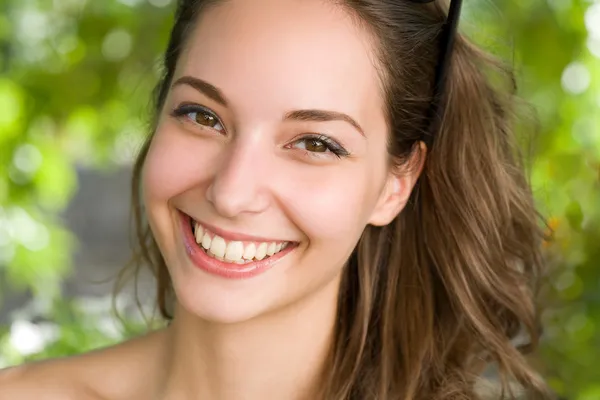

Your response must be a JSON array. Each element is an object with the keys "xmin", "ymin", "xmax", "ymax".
[{"xmin": 179, "ymin": 212, "xmax": 295, "ymax": 279}]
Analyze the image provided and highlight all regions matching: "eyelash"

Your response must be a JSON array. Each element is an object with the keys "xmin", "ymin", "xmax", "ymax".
[
  {"xmin": 170, "ymin": 102, "xmax": 350, "ymax": 159},
  {"xmin": 171, "ymin": 103, "xmax": 226, "ymax": 132},
  {"xmin": 290, "ymin": 134, "xmax": 350, "ymax": 159}
]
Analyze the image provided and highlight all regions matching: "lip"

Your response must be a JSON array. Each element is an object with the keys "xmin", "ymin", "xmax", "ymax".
[
  {"xmin": 190, "ymin": 217, "xmax": 286, "ymax": 243},
  {"xmin": 178, "ymin": 211, "xmax": 296, "ymax": 279}
]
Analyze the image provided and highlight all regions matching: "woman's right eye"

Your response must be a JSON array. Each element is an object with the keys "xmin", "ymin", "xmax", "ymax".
[{"xmin": 171, "ymin": 104, "xmax": 225, "ymax": 133}]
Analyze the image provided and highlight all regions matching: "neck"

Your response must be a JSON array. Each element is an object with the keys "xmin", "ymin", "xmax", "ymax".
[{"xmin": 157, "ymin": 278, "xmax": 340, "ymax": 400}]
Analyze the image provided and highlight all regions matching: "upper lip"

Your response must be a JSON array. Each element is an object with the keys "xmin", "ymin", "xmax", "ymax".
[{"xmin": 183, "ymin": 211, "xmax": 294, "ymax": 243}]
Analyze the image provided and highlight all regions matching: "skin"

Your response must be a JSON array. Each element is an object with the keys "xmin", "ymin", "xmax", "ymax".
[{"xmin": 0, "ymin": 0, "xmax": 424, "ymax": 398}]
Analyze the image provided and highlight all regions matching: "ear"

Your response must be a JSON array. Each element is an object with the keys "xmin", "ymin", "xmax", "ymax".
[{"xmin": 368, "ymin": 142, "xmax": 426, "ymax": 226}]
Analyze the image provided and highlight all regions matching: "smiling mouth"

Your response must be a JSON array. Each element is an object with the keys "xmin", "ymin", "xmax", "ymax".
[{"xmin": 187, "ymin": 217, "xmax": 294, "ymax": 264}]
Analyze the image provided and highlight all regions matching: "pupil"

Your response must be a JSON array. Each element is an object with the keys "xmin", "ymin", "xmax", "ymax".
[
  {"xmin": 307, "ymin": 139, "xmax": 326, "ymax": 152},
  {"xmin": 197, "ymin": 113, "xmax": 216, "ymax": 127}
]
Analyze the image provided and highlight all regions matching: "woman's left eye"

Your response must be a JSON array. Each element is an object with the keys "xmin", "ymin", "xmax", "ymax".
[
  {"xmin": 290, "ymin": 135, "xmax": 349, "ymax": 158},
  {"xmin": 171, "ymin": 104, "xmax": 225, "ymax": 133}
]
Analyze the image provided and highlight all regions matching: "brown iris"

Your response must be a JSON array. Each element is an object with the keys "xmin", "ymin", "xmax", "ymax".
[
  {"xmin": 195, "ymin": 112, "xmax": 219, "ymax": 128},
  {"xmin": 305, "ymin": 139, "xmax": 327, "ymax": 153}
]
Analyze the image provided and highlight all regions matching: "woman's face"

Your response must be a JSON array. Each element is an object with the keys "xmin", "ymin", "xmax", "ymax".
[{"xmin": 143, "ymin": 0, "xmax": 418, "ymax": 323}]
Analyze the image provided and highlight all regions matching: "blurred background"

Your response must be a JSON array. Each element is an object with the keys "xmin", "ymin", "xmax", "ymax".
[{"xmin": 0, "ymin": 0, "xmax": 598, "ymax": 398}]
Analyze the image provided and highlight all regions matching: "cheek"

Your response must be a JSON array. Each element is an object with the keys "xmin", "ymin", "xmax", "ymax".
[
  {"xmin": 279, "ymin": 164, "xmax": 383, "ymax": 246},
  {"xmin": 141, "ymin": 125, "xmax": 217, "ymax": 250},
  {"xmin": 142, "ymin": 138, "xmax": 178, "ymax": 204},
  {"xmin": 142, "ymin": 125, "xmax": 215, "ymax": 205}
]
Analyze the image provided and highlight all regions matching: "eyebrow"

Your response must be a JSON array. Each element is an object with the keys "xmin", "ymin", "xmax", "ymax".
[
  {"xmin": 173, "ymin": 75, "xmax": 366, "ymax": 137},
  {"xmin": 283, "ymin": 109, "xmax": 365, "ymax": 137},
  {"xmin": 173, "ymin": 76, "xmax": 229, "ymax": 106}
]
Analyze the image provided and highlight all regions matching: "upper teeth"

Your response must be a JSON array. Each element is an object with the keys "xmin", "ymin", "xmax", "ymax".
[{"xmin": 194, "ymin": 222, "xmax": 287, "ymax": 263}]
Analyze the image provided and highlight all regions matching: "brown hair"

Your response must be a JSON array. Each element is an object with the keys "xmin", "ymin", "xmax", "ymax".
[{"xmin": 120, "ymin": 0, "xmax": 551, "ymax": 398}]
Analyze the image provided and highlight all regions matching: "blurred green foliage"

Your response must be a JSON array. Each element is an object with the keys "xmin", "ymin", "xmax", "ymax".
[{"xmin": 0, "ymin": 0, "xmax": 599, "ymax": 398}]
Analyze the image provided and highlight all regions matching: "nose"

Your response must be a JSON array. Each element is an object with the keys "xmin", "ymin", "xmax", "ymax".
[{"xmin": 205, "ymin": 137, "xmax": 271, "ymax": 218}]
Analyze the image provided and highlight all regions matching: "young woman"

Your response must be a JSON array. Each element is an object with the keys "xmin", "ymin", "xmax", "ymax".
[{"xmin": 0, "ymin": 0, "xmax": 551, "ymax": 398}]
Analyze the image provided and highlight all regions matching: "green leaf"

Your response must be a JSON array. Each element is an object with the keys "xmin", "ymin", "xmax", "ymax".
[{"xmin": 566, "ymin": 200, "xmax": 584, "ymax": 231}]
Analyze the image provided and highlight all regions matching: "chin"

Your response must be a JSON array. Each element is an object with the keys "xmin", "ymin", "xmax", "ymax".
[
  {"xmin": 171, "ymin": 273, "xmax": 287, "ymax": 325},
  {"xmin": 151, "ymin": 207, "xmax": 349, "ymax": 326},
  {"xmin": 156, "ymin": 209, "xmax": 303, "ymax": 324}
]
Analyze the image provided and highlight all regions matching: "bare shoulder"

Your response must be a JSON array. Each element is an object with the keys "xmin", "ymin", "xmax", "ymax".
[
  {"xmin": 0, "ymin": 330, "xmax": 165, "ymax": 400},
  {"xmin": 0, "ymin": 359, "xmax": 89, "ymax": 400}
]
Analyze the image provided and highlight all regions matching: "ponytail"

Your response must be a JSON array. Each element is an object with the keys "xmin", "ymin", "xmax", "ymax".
[
  {"xmin": 322, "ymin": 3, "xmax": 551, "ymax": 399},
  {"xmin": 414, "ymin": 36, "xmax": 548, "ymax": 397}
]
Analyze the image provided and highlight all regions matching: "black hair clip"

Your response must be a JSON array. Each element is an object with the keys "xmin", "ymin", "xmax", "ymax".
[{"xmin": 411, "ymin": 0, "xmax": 464, "ymax": 147}]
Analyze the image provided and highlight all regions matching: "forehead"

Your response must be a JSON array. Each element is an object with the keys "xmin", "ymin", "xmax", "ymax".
[{"xmin": 176, "ymin": 0, "xmax": 385, "ymax": 123}]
